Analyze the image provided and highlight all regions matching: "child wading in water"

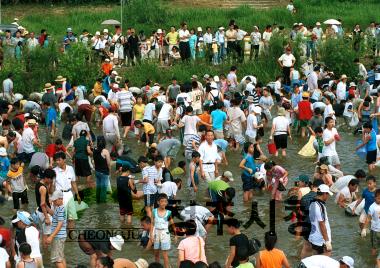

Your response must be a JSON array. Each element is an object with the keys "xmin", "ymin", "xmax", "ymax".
[
  {"xmin": 150, "ymin": 193, "xmax": 176, "ymax": 268},
  {"xmin": 117, "ymin": 166, "xmax": 137, "ymax": 224}
]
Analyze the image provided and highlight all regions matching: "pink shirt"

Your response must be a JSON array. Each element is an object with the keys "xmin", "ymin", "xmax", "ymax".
[{"xmin": 178, "ymin": 236, "xmax": 207, "ymax": 264}]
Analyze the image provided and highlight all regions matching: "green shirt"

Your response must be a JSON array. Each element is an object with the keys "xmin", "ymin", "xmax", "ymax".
[
  {"xmin": 74, "ymin": 136, "xmax": 89, "ymax": 160},
  {"xmin": 237, "ymin": 262, "xmax": 254, "ymax": 268},
  {"xmin": 208, "ymin": 180, "xmax": 229, "ymax": 192}
]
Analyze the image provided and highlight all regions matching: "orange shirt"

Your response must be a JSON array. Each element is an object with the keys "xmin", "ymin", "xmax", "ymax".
[
  {"xmin": 258, "ymin": 248, "xmax": 286, "ymax": 268},
  {"xmin": 198, "ymin": 113, "xmax": 211, "ymax": 130},
  {"xmin": 101, "ymin": 63, "xmax": 113, "ymax": 75}
]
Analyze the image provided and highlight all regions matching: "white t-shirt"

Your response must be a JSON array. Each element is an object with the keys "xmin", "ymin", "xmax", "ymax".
[
  {"xmin": 0, "ymin": 247, "xmax": 9, "ymax": 268},
  {"xmin": 246, "ymin": 114, "xmax": 258, "ymax": 138},
  {"xmin": 278, "ymin": 53, "xmax": 295, "ymax": 67},
  {"xmin": 26, "ymin": 226, "xmax": 42, "ymax": 258},
  {"xmin": 323, "ymin": 104, "xmax": 335, "ymax": 120},
  {"xmin": 159, "ymin": 181, "xmax": 178, "ymax": 197},
  {"xmin": 191, "ymin": 89, "xmax": 203, "ymax": 111},
  {"xmin": 368, "ymin": 202, "xmax": 380, "ymax": 232},
  {"xmin": 343, "ymin": 101, "xmax": 353, "ymax": 117},
  {"xmin": 22, "ymin": 127, "xmax": 35, "ymax": 153},
  {"xmin": 335, "ymin": 186, "xmax": 355, "ymax": 205},
  {"xmin": 176, "ymin": 92, "xmax": 191, "ymax": 107},
  {"xmin": 179, "ymin": 29, "xmax": 190, "ymax": 42},
  {"xmin": 157, "ymin": 103, "xmax": 173, "ymax": 120},
  {"xmin": 199, "ymin": 141, "xmax": 221, "ymax": 172},
  {"xmin": 330, "ymin": 175, "xmax": 355, "ymax": 193},
  {"xmin": 272, "ymin": 116, "xmax": 289, "ymax": 135},
  {"xmin": 180, "ymin": 205, "xmax": 213, "ymax": 237},
  {"xmin": 336, "ymin": 82, "xmax": 346, "ymax": 103},
  {"xmin": 322, "ymin": 128, "xmax": 338, "ymax": 157},
  {"xmin": 301, "ymin": 255, "xmax": 339, "ymax": 268},
  {"xmin": 181, "ymin": 115, "xmax": 200, "ymax": 135},
  {"xmin": 308, "ymin": 201, "xmax": 331, "ymax": 246},
  {"xmin": 58, "ymin": 102, "xmax": 73, "ymax": 114}
]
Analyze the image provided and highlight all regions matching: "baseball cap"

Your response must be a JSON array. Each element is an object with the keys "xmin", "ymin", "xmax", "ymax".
[
  {"xmin": 51, "ymin": 190, "xmax": 64, "ymax": 201},
  {"xmin": 317, "ymin": 184, "xmax": 333, "ymax": 196},
  {"xmin": 12, "ymin": 211, "xmax": 32, "ymax": 225},
  {"xmin": 223, "ymin": 171, "xmax": 234, "ymax": 182},
  {"xmin": 255, "ymin": 172, "xmax": 264, "ymax": 180},
  {"xmin": 339, "ymin": 256, "xmax": 354, "ymax": 268}
]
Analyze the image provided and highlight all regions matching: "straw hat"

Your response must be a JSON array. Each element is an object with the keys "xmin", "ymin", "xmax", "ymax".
[
  {"xmin": 109, "ymin": 235, "xmax": 124, "ymax": 251},
  {"xmin": 134, "ymin": 259, "xmax": 149, "ymax": 268},
  {"xmin": 55, "ymin": 75, "xmax": 66, "ymax": 82},
  {"xmin": 157, "ymin": 29, "xmax": 163, "ymax": 34},
  {"xmin": 95, "ymin": 31, "xmax": 100, "ymax": 36},
  {"xmin": 340, "ymin": 74, "xmax": 348, "ymax": 80},
  {"xmin": 320, "ymin": 164, "xmax": 328, "ymax": 170},
  {"xmin": 103, "ymin": 29, "xmax": 109, "ymax": 33},
  {"xmin": 277, "ymin": 107, "xmax": 286, "ymax": 116},
  {"xmin": 44, "ymin": 83, "xmax": 54, "ymax": 89},
  {"xmin": 27, "ymin": 119, "xmax": 37, "ymax": 125},
  {"xmin": 247, "ymin": 96, "xmax": 255, "ymax": 103},
  {"xmin": 302, "ymin": 91, "xmax": 310, "ymax": 98},
  {"xmin": 218, "ymin": 26, "xmax": 225, "ymax": 30}
]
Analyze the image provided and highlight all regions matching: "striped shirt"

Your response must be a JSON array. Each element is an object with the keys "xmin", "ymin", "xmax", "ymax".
[
  {"xmin": 116, "ymin": 90, "xmax": 134, "ymax": 112},
  {"xmin": 52, "ymin": 205, "xmax": 67, "ymax": 239},
  {"xmin": 185, "ymin": 134, "xmax": 201, "ymax": 158},
  {"xmin": 142, "ymin": 166, "xmax": 162, "ymax": 195}
]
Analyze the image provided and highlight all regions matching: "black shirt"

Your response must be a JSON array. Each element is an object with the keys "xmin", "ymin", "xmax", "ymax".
[
  {"xmin": 230, "ymin": 233, "xmax": 250, "ymax": 267},
  {"xmin": 35, "ymin": 181, "xmax": 50, "ymax": 212},
  {"xmin": 0, "ymin": 99, "xmax": 10, "ymax": 114}
]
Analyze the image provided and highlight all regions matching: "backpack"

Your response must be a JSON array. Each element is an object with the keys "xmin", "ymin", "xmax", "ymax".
[{"xmin": 210, "ymin": 91, "xmax": 220, "ymax": 106}]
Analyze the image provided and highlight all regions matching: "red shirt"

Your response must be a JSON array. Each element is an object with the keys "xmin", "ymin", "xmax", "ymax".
[{"xmin": 45, "ymin": 144, "xmax": 67, "ymax": 158}]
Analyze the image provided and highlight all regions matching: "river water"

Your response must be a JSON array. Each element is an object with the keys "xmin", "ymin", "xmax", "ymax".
[{"xmin": 0, "ymin": 120, "xmax": 376, "ymax": 268}]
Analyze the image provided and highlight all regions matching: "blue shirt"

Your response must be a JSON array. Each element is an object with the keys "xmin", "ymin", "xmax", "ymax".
[
  {"xmin": 366, "ymin": 129, "xmax": 377, "ymax": 151},
  {"xmin": 102, "ymin": 76, "xmax": 111, "ymax": 94},
  {"xmin": 211, "ymin": 109, "xmax": 227, "ymax": 131},
  {"xmin": 0, "ymin": 156, "xmax": 10, "ymax": 180},
  {"xmin": 242, "ymin": 154, "xmax": 256, "ymax": 177},
  {"xmin": 291, "ymin": 93, "xmax": 302, "ymax": 108},
  {"xmin": 363, "ymin": 188, "xmax": 376, "ymax": 213}
]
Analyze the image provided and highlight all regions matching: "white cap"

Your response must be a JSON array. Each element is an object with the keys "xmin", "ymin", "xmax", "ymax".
[
  {"xmin": 51, "ymin": 190, "xmax": 63, "ymax": 201},
  {"xmin": 253, "ymin": 106, "xmax": 262, "ymax": 114},
  {"xmin": 223, "ymin": 171, "xmax": 234, "ymax": 182},
  {"xmin": 110, "ymin": 235, "xmax": 124, "ymax": 251},
  {"xmin": 95, "ymin": 31, "xmax": 100, "ymax": 35},
  {"xmin": 111, "ymin": 71, "xmax": 118, "ymax": 75},
  {"xmin": 213, "ymin": 75, "xmax": 220, "ymax": 82},
  {"xmin": 105, "ymin": 58, "xmax": 111, "ymax": 62},
  {"xmin": 197, "ymin": 27, "xmax": 202, "ymax": 32},
  {"xmin": 316, "ymin": 22, "xmax": 321, "ymax": 26},
  {"xmin": 317, "ymin": 184, "xmax": 333, "ymax": 196},
  {"xmin": 12, "ymin": 211, "xmax": 32, "ymax": 225},
  {"xmin": 340, "ymin": 256, "xmax": 354, "ymax": 268},
  {"xmin": 210, "ymin": 81, "xmax": 218, "ymax": 89},
  {"xmin": 203, "ymin": 74, "xmax": 210, "ymax": 79},
  {"xmin": 103, "ymin": 29, "xmax": 109, "ymax": 33},
  {"xmin": 67, "ymin": 27, "xmax": 73, "ymax": 32},
  {"xmin": 218, "ymin": 26, "xmax": 225, "ymax": 30},
  {"xmin": 157, "ymin": 29, "xmax": 163, "ymax": 34}
]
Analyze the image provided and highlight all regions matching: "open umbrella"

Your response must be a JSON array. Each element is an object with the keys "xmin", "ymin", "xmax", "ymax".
[
  {"xmin": 323, "ymin": 19, "xmax": 341, "ymax": 25},
  {"xmin": 101, "ymin": 19, "xmax": 121, "ymax": 26}
]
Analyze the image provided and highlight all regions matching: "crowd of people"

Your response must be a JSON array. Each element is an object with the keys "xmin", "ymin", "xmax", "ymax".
[
  {"xmin": 1, "ymin": 15, "xmax": 380, "ymax": 268},
  {"xmin": 2, "ymin": 14, "xmax": 380, "ymax": 67}
]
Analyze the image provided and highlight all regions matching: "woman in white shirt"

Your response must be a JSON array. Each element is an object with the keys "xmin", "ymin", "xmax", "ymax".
[{"xmin": 269, "ymin": 107, "xmax": 291, "ymax": 157}]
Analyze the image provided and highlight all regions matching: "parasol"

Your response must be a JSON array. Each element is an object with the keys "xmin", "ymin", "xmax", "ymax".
[
  {"xmin": 101, "ymin": 19, "xmax": 121, "ymax": 26},
  {"xmin": 323, "ymin": 19, "xmax": 341, "ymax": 25}
]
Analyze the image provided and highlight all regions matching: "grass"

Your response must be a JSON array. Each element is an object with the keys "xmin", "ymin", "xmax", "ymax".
[{"xmin": 1, "ymin": 0, "xmax": 379, "ymax": 93}]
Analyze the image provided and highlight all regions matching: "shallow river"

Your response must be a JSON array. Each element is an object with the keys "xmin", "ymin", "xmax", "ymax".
[{"xmin": 0, "ymin": 120, "xmax": 376, "ymax": 268}]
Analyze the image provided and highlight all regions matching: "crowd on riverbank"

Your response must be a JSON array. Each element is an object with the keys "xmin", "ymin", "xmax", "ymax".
[{"xmin": 1, "ymin": 16, "xmax": 380, "ymax": 268}]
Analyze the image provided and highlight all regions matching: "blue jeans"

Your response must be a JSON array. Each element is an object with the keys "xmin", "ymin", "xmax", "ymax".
[
  {"xmin": 218, "ymin": 43, "xmax": 225, "ymax": 63},
  {"xmin": 96, "ymin": 171, "xmax": 109, "ymax": 203},
  {"xmin": 306, "ymin": 41, "xmax": 316, "ymax": 59}
]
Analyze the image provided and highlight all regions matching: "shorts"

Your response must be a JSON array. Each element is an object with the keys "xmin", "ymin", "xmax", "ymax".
[
  {"xmin": 51, "ymin": 238, "xmax": 66, "ymax": 263},
  {"xmin": 12, "ymin": 190, "xmax": 28, "ymax": 209},
  {"xmin": 274, "ymin": 134, "xmax": 288, "ymax": 149},
  {"xmin": 119, "ymin": 197, "xmax": 133, "ymax": 215},
  {"xmin": 327, "ymin": 155, "xmax": 340, "ymax": 166},
  {"xmin": 299, "ymin": 120, "xmax": 309, "ymax": 127},
  {"xmin": 214, "ymin": 130, "xmax": 224, "ymax": 139},
  {"xmin": 241, "ymin": 173, "xmax": 254, "ymax": 191},
  {"xmin": 144, "ymin": 193, "xmax": 157, "ymax": 207},
  {"xmin": 157, "ymin": 120, "xmax": 170, "ymax": 133},
  {"xmin": 310, "ymin": 242, "xmax": 326, "ymax": 254},
  {"xmin": 366, "ymin": 150, "xmax": 377, "ymax": 164},
  {"xmin": 36, "ymin": 210, "xmax": 52, "ymax": 235},
  {"xmin": 120, "ymin": 111, "xmax": 132, "ymax": 127},
  {"xmin": 153, "ymin": 229, "xmax": 171, "ymax": 250},
  {"xmin": 233, "ymin": 133, "xmax": 246, "ymax": 145},
  {"xmin": 371, "ymin": 230, "xmax": 380, "ymax": 251},
  {"xmin": 75, "ymin": 158, "xmax": 92, "ymax": 177}
]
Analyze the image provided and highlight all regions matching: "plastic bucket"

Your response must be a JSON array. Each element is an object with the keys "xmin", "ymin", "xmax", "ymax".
[{"xmin": 267, "ymin": 143, "xmax": 277, "ymax": 155}]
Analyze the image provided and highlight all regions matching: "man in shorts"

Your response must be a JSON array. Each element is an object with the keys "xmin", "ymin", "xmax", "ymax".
[
  {"xmin": 156, "ymin": 137, "xmax": 181, "ymax": 169},
  {"xmin": 156, "ymin": 100, "xmax": 174, "ymax": 141}
]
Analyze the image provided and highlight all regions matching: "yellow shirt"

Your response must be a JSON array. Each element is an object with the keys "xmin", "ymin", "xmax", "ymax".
[
  {"xmin": 212, "ymin": 43, "xmax": 218, "ymax": 53},
  {"xmin": 166, "ymin": 32, "xmax": 179, "ymax": 45},
  {"xmin": 93, "ymin": 82, "xmax": 103, "ymax": 97},
  {"xmin": 143, "ymin": 122, "xmax": 155, "ymax": 134},
  {"xmin": 133, "ymin": 104, "xmax": 145, "ymax": 120}
]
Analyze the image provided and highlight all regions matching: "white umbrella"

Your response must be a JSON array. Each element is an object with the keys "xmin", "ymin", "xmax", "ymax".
[
  {"xmin": 101, "ymin": 19, "xmax": 121, "ymax": 26},
  {"xmin": 323, "ymin": 19, "xmax": 341, "ymax": 25}
]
